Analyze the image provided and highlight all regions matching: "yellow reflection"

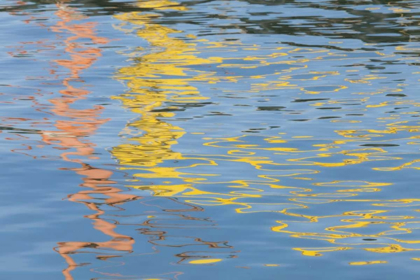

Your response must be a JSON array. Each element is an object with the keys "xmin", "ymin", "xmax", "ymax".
[
  {"xmin": 189, "ymin": 259, "xmax": 222, "ymax": 264},
  {"xmin": 111, "ymin": 0, "xmax": 240, "ymax": 267},
  {"xmin": 293, "ymin": 247, "xmax": 352, "ymax": 257},
  {"xmin": 349, "ymin": 261, "xmax": 387, "ymax": 265},
  {"xmin": 109, "ymin": 0, "xmax": 420, "ymax": 267}
]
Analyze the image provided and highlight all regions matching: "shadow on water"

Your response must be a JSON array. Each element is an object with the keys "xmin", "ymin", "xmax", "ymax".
[{"xmin": 4, "ymin": 0, "xmax": 420, "ymax": 43}]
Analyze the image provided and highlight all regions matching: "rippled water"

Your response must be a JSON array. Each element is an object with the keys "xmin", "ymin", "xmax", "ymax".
[{"xmin": 1, "ymin": 0, "xmax": 420, "ymax": 279}]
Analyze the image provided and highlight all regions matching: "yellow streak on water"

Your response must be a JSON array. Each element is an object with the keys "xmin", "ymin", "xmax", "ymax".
[
  {"xmin": 189, "ymin": 259, "xmax": 222, "ymax": 264},
  {"xmin": 349, "ymin": 261, "xmax": 387, "ymax": 265}
]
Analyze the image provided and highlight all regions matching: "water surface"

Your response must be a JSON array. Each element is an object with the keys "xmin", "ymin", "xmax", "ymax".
[{"xmin": 1, "ymin": 0, "xmax": 420, "ymax": 279}]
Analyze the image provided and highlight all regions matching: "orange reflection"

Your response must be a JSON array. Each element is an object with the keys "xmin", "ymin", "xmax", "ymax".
[
  {"xmin": 46, "ymin": 3, "xmax": 139, "ymax": 279},
  {"xmin": 6, "ymin": 1, "xmax": 139, "ymax": 279}
]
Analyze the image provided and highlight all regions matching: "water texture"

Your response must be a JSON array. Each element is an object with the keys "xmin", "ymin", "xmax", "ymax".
[{"xmin": 0, "ymin": 0, "xmax": 420, "ymax": 279}]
